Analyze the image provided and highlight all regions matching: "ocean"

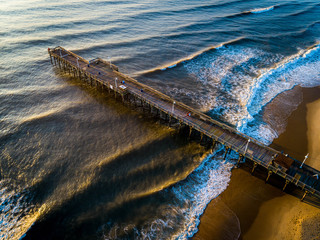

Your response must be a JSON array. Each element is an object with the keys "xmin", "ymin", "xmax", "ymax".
[{"xmin": 0, "ymin": 0, "xmax": 319, "ymax": 239}]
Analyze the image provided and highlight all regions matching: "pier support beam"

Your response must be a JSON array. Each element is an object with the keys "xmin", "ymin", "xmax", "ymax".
[
  {"xmin": 237, "ymin": 154, "xmax": 243, "ymax": 167},
  {"xmin": 147, "ymin": 102, "xmax": 151, "ymax": 112},
  {"xmin": 301, "ymin": 191, "xmax": 308, "ymax": 202},
  {"xmin": 265, "ymin": 170, "xmax": 273, "ymax": 183},
  {"xmin": 107, "ymin": 82, "xmax": 110, "ymax": 93},
  {"xmin": 48, "ymin": 49, "xmax": 53, "ymax": 64},
  {"xmin": 223, "ymin": 147, "xmax": 230, "ymax": 160},
  {"xmin": 133, "ymin": 96, "xmax": 136, "ymax": 107},
  {"xmin": 251, "ymin": 162, "xmax": 258, "ymax": 175},
  {"xmin": 188, "ymin": 127, "xmax": 193, "ymax": 139},
  {"xmin": 178, "ymin": 121, "xmax": 182, "ymax": 132},
  {"xmin": 58, "ymin": 59, "xmax": 62, "ymax": 69},
  {"xmin": 282, "ymin": 179, "xmax": 290, "ymax": 191}
]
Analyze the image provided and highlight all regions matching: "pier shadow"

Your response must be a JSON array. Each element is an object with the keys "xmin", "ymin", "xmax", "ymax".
[
  {"xmin": 53, "ymin": 70, "xmax": 214, "ymax": 149},
  {"xmin": 55, "ymin": 70, "xmax": 183, "ymax": 130},
  {"xmin": 23, "ymin": 134, "xmax": 205, "ymax": 240}
]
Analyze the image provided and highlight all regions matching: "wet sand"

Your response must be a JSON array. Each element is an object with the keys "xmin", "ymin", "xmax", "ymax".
[
  {"xmin": 194, "ymin": 86, "xmax": 320, "ymax": 240},
  {"xmin": 306, "ymin": 95, "xmax": 320, "ymax": 170}
]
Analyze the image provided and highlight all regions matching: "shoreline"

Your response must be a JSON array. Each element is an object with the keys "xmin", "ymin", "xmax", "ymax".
[{"xmin": 194, "ymin": 86, "xmax": 320, "ymax": 240}]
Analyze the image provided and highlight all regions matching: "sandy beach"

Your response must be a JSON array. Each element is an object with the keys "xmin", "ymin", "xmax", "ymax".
[{"xmin": 194, "ymin": 86, "xmax": 320, "ymax": 240}]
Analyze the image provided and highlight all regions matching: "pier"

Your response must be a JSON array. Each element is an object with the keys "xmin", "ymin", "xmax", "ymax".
[{"xmin": 48, "ymin": 46, "xmax": 320, "ymax": 204}]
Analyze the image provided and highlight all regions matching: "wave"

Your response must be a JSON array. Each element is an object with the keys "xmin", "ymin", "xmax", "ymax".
[
  {"xmin": 169, "ymin": 0, "xmax": 243, "ymax": 14},
  {"xmin": 21, "ymin": 136, "xmax": 210, "ymax": 239},
  {"xmin": 249, "ymin": 6, "xmax": 275, "ymax": 14},
  {"xmin": 3, "ymin": 26, "xmax": 234, "ymax": 60},
  {"xmin": 102, "ymin": 145, "xmax": 237, "ymax": 240},
  {"xmin": 182, "ymin": 43, "xmax": 280, "ymax": 122},
  {"xmin": 239, "ymin": 42, "xmax": 320, "ymax": 143},
  {"xmin": 0, "ymin": 91, "xmax": 84, "ymax": 134},
  {"xmin": 120, "ymin": 0, "xmax": 244, "ymax": 20},
  {"xmin": 0, "ymin": 85, "xmax": 66, "ymax": 97},
  {"xmin": 0, "ymin": 0, "xmax": 132, "ymax": 14},
  {"xmin": 0, "ymin": 181, "xmax": 42, "ymax": 240},
  {"xmin": 0, "ymin": 0, "xmax": 245, "ymax": 38},
  {"xmin": 268, "ymin": 20, "xmax": 320, "ymax": 40},
  {"xmin": 179, "ymin": 38, "xmax": 319, "ymax": 144},
  {"xmin": 287, "ymin": 4, "xmax": 320, "ymax": 17},
  {"xmin": 135, "ymin": 37, "xmax": 245, "ymax": 76},
  {"xmin": 19, "ymin": 107, "xmax": 73, "ymax": 125},
  {"xmin": 219, "ymin": 5, "xmax": 277, "ymax": 20},
  {"xmin": 171, "ymin": 155, "xmax": 235, "ymax": 239},
  {"xmin": 248, "ymin": 42, "xmax": 320, "ymax": 115},
  {"xmin": 0, "ymin": 16, "xmax": 104, "ymax": 38},
  {"xmin": 308, "ymin": 20, "xmax": 320, "ymax": 31}
]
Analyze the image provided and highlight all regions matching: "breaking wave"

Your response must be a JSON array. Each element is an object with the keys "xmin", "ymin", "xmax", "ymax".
[
  {"xmin": 135, "ymin": 37, "xmax": 245, "ymax": 76},
  {"xmin": 183, "ymin": 44, "xmax": 281, "ymax": 124},
  {"xmin": 180, "ymin": 40, "xmax": 320, "ymax": 144},
  {"xmin": 0, "ymin": 181, "xmax": 41, "ymax": 240},
  {"xmin": 101, "ymin": 146, "xmax": 237, "ymax": 239},
  {"xmin": 249, "ymin": 6, "xmax": 275, "ymax": 14},
  {"xmin": 239, "ymin": 42, "xmax": 320, "ymax": 143}
]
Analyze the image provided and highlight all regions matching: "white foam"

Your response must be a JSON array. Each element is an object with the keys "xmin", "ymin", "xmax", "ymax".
[
  {"xmin": 184, "ymin": 45, "xmax": 280, "ymax": 127},
  {"xmin": 183, "ymin": 41, "xmax": 319, "ymax": 144},
  {"xmin": 161, "ymin": 64, "xmax": 177, "ymax": 71},
  {"xmin": 171, "ymin": 154, "xmax": 235, "ymax": 239},
  {"xmin": 239, "ymin": 43, "xmax": 320, "ymax": 143},
  {"xmin": 250, "ymin": 6, "xmax": 274, "ymax": 14}
]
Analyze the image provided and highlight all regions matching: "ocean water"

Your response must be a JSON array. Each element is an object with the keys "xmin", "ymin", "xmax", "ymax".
[{"xmin": 0, "ymin": 0, "xmax": 319, "ymax": 239}]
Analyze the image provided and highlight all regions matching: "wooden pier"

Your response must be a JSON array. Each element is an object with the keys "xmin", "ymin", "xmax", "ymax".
[{"xmin": 48, "ymin": 46, "xmax": 320, "ymax": 203}]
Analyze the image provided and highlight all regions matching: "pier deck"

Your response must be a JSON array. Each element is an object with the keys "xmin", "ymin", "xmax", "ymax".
[{"xmin": 48, "ymin": 46, "xmax": 320, "ymax": 203}]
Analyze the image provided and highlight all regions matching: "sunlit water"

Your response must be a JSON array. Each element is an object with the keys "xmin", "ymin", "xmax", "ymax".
[{"xmin": 0, "ymin": 0, "xmax": 319, "ymax": 239}]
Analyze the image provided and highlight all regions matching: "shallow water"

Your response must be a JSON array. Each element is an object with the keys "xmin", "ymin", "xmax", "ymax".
[{"xmin": 0, "ymin": 0, "xmax": 319, "ymax": 239}]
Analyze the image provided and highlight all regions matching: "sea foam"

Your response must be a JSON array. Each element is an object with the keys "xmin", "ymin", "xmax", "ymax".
[
  {"xmin": 250, "ymin": 6, "xmax": 275, "ymax": 14},
  {"xmin": 239, "ymin": 43, "xmax": 320, "ymax": 143},
  {"xmin": 183, "ymin": 41, "xmax": 320, "ymax": 144}
]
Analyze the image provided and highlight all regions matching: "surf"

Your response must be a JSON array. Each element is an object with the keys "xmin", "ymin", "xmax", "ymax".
[
  {"xmin": 101, "ymin": 147, "xmax": 236, "ymax": 240},
  {"xmin": 134, "ymin": 37, "xmax": 245, "ymax": 77},
  {"xmin": 239, "ymin": 42, "xmax": 320, "ymax": 143}
]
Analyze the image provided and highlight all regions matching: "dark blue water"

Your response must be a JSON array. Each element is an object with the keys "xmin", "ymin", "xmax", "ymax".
[{"xmin": 0, "ymin": 0, "xmax": 319, "ymax": 239}]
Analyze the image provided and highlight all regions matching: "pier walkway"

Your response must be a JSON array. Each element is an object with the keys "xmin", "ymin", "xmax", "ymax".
[{"xmin": 48, "ymin": 46, "xmax": 320, "ymax": 203}]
